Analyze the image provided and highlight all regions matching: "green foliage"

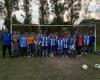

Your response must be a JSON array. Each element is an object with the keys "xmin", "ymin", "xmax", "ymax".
[
  {"xmin": 4, "ymin": 0, "xmax": 19, "ymax": 30},
  {"xmin": 64, "ymin": 0, "xmax": 82, "ymax": 24},
  {"xmin": 50, "ymin": 0, "xmax": 65, "ymax": 24},
  {"xmin": 12, "ymin": 15, "xmax": 21, "ymax": 24},
  {"xmin": 0, "ymin": 1, "xmax": 5, "ymax": 17},
  {"xmin": 23, "ymin": 0, "xmax": 32, "ymax": 24},
  {"xmin": 12, "ymin": 0, "xmax": 19, "ymax": 10},
  {"xmin": 39, "ymin": 0, "xmax": 50, "ymax": 24}
]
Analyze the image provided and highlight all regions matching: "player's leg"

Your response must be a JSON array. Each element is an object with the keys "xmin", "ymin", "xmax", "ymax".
[
  {"xmin": 2, "ymin": 45, "xmax": 7, "ymax": 58},
  {"xmin": 8, "ymin": 45, "xmax": 11, "ymax": 57}
]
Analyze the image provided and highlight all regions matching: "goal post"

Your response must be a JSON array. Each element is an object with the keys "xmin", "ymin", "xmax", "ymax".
[{"xmin": 11, "ymin": 24, "xmax": 96, "ymax": 52}]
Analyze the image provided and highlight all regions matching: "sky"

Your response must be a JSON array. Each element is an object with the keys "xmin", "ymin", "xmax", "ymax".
[{"xmin": 0, "ymin": 0, "xmax": 100, "ymax": 29}]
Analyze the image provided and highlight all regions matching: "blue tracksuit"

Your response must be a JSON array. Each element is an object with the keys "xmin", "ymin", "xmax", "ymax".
[
  {"xmin": 89, "ymin": 34, "xmax": 95, "ymax": 53},
  {"xmin": 1, "ymin": 32, "xmax": 11, "ymax": 46}
]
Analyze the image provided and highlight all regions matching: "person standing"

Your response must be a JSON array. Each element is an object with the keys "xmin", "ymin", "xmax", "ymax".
[
  {"xmin": 75, "ymin": 33, "xmax": 84, "ymax": 57},
  {"xmin": 27, "ymin": 33, "xmax": 36, "ymax": 57},
  {"xmin": 89, "ymin": 31, "xmax": 95, "ymax": 54},
  {"xmin": 41, "ymin": 32, "xmax": 49, "ymax": 57},
  {"xmin": 19, "ymin": 33, "xmax": 27, "ymax": 56},
  {"xmin": 62, "ymin": 34, "xmax": 70, "ymax": 58},
  {"xmin": 50, "ymin": 34, "xmax": 56, "ymax": 57},
  {"xmin": 11, "ymin": 31, "xmax": 20, "ymax": 57},
  {"xmin": 57, "ymin": 37, "xmax": 63, "ymax": 56},
  {"xmin": 1, "ymin": 29, "xmax": 12, "ymax": 58},
  {"xmin": 84, "ymin": 33, "xmax": 90, "ymax": 55}
]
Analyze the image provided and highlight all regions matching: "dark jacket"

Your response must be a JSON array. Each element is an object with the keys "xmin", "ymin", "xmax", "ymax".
[
  {"xmin": 1, "ymin": 32, "xmax": 11, "ymax": 46},
  {"xmin": 89, "ymin": 35, "xmax": 95, "ymax": 45}
]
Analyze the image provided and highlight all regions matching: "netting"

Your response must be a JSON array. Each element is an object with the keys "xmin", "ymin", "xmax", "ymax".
[{"xmin": 11, "ymin": 24, "xmax": 96, "ymax": 51}]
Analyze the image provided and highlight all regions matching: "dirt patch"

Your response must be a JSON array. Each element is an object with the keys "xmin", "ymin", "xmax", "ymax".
[{"xmin": 46, "ymin": 57, "xmax": 92, "ymax": 76}]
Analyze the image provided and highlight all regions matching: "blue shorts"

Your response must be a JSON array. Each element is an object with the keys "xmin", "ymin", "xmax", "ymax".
[
  {"xmin": 50, "ymin": 45, "xmax": 56, "ymax": 53},
  {"xmin": 28, "ymin": 44, "xmax": 33, "ymax": 50}
]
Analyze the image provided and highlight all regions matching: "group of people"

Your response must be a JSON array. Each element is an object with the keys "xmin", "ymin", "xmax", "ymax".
[{"xmin": 1, "ymin": 29, "xmax": 95, "ymax": 58}]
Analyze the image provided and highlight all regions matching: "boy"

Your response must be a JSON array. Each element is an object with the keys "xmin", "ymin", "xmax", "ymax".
[
  {"xmin": 57, "ymin": 36, "xmax": 63, "ymax": 57},
  {"xmin": 41, "ymin": 32, "xmax": 49, "ymax": 57},
  {"xmin": 35, "ymin": 33, "xmax": 42, "ymax": 57},
  {"xmin": 62, "ymin": 34, "xmax": 70, "ymax": 58},
  {"xmin": 54, "ymin": 33, "xmax": 58, "ymax": 56},
  {"xmin": 27, "ymin": 33, "xmax": 36, "ymax": 57},
  {"xmin": 84, "ymin": 33, "xmax": 90, "ymax": 55},
  {"xmin": 50, "ymin": 34, "xmax": 56, "ymax": 57},
  {"xmin": 12, "ymin": 31, "xmax": 20, "ymax": 57},
  {"xmin": 19, "ymin": 33, "xmax": 27, "ymax": 56},
  {"xmin": 69, "ymin": 34, "xmax": 76, "ymax": 57}
]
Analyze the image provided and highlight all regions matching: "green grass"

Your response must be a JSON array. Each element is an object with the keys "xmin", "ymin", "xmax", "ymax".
[
  {"xmin": 0, "ymin": 55, "xmax": 100, "ymax": 80},
  {"xmin": 97, "ymin": 41, "xmax": 100, "ymax": 51},
  {"xmin": 0, "ymin": 42, "xmax": 99, "ymax": 80}
]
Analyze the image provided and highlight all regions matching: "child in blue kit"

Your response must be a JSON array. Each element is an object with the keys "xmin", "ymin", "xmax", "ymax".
[
  {"xmin": 19, "ymin": 33, "xmax": 27, "ymax": 56},
  {"xmin": 57, "ymin": 37, "xmax": 63, "ymax": 56},
  {"xmin": 12, "ymin": 31, "xmax": 20, "ymax": 57},
  {"xmin": 35, "ymin": 33, "xmax": 42, "ymax": 57},
  {"xmin": 69, "ymin": 34, "xmax": 76, "ymax": 57},
  {"xmin": 62, "ymin": 34, "xmax": 70, "ymax": 57},
  {"xmin": 50, "ymin": 34, "xmax": 56, "ymax": 57},
  {"xmin": 84, "ymin": 33, "xmax": 90, "ymax": 55},
  {"xmin": 41, "ymin": 32, "xmax": 49, "ymax": 57}
]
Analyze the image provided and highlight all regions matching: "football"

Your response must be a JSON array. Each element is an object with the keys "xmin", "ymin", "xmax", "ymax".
[{"xmin": 82, "ymin": 64, "xmax": 88, "ymax": 70}]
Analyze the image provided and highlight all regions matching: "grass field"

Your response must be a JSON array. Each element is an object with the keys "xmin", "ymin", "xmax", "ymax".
[
  {"xmin": 0, "ymin": 42, "xmax": 100, "ymax": 80},
  {"xmin": 0, "ymin": 55, "xmax": 100, "ymax": 80}
]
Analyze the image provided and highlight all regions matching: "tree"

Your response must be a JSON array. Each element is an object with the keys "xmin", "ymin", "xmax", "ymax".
[
  {"xmin": 4, "ymin": 0, "xmax": 19, "ymax": 30},
  {"xmin": 50, "ymin": 0, "xmax": 65, "ymax": 24},
  {"xmin": 0, "ymin": 1, "xmax": 5, "ymax": 18},
  {"xmin": 12, "ymin": 14, "xmax": 21, "ymax": 24},
  {"xmin": 83, "ymin": 0, "xmax": 92, "ymax": 19},
  {"xmin": 64, "ymin": 0, "xmax": 82, "ymax": 24},
  {"xmin": 39, "ymin": 0, "xmax": 50, "ymax": 24},
  {"xmin": 23, "ymin": 0, "xmax": 32, "ymax": 24}
]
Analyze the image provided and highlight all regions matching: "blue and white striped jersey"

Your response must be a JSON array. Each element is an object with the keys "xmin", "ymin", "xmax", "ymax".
[
  {"xmin": 50, "ymin": 38, "xmax": 56, "ymax": 46},
  {"xmin": 41, "ymin": 35, "xmax": 49, "ymax": 46}
]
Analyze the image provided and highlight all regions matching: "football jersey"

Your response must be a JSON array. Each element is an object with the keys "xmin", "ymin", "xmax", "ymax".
[
  {"xmin": 12, "ymin": 34, "xmax": 18, "ymax": 42},
  {"xmin": 84, "ymin": 35, "xmax": 90, "ymax": 46},
  {"xmin": 41, "ymin": 35, "xmax": 48, "ymax": 46},
  {"xmin": 50, "ymin": 38, "xmax": 56, "ymax": 46},
  {"xmin": 57, "ymin": 39, "xmax": 63, "ymax": 49},
  {"xmin": 19, "ymin": 36, "xmax": 27, "ymax": 47},
  {"xmin": 27, "ymin": 36, "xmax": 34, "ymax": 45},
  {"xmin": 63, "ymin": 38, "xmax": 68, "ymax": 48}
]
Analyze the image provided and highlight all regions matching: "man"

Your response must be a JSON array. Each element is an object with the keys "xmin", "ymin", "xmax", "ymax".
[
  {"xmin": 88, "ymin": 31, "xmax": 95, "ymax": 54},
  {"xmin": 1, "ymin": 29, "xmax": 12, "ymax": 58}
]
